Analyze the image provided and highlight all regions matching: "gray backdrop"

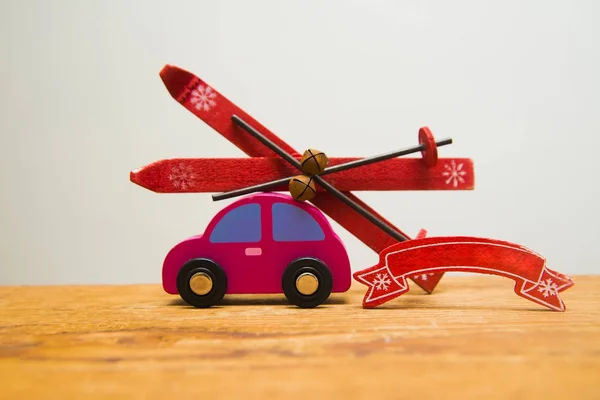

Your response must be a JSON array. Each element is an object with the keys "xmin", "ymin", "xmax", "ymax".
[{"xmin": 1, "ymin": 0, "xmax": 598, "ymax": 285}]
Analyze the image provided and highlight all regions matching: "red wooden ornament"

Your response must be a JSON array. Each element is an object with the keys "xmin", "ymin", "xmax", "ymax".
[
  {"xmin": 157, "ymin": 64, "xmax": 457, "ymax": 293},
  {"xmin": 131, "ymin": 63, "xmax": 575, "ymax": 312},
  {"xmin": 130, "ymin": 157, "xmax": 475, "ymax": 193},
  {"xmin": 353, "ymin": 236, "xmax": 575, "ymax": 311},
  {"xmin": 419, "ymin": 126, "xmax": 438, "ymax": 167}
]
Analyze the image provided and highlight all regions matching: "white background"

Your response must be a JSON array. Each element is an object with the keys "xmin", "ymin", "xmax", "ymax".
[{"xmin": 1, "ymin": 0, "xmax": 598, "ymax": 285}]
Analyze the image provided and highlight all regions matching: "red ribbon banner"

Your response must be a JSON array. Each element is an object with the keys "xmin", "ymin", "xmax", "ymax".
[{"xmin": 353, "ymin": 236, "xmax": 575, "ymax": 311}]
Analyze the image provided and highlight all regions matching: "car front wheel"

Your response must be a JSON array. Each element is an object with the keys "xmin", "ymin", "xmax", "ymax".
[
  {"xmin": 176, "ymin": 258, "xmax": 227, "ymax": 308},
  {"xmin": 282, "ymin": 257, "xmax": 332, "ymax": 308}
]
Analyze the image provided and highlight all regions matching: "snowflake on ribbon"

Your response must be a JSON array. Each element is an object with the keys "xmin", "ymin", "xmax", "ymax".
[
  {"xmin": 537, "ymin": 278, "xmax": 559, "ymax": 298},
  {"xmin": 373, "ymin": 273, "xmax": 392, "ymax": 291},
  {"xmin": 413, "ymin": 273, "xmax": 434, "ymax": 281},
  {"xmin": 442, "ymin": 160, "xmax": 467, "ymax": 187},
  {"xmin": 190, "ymin": 84, "xmax": 217, "ymax": 111},
  {"xmin": 168, "ymin": 163, "xmax": 197, "ymax": 190}
]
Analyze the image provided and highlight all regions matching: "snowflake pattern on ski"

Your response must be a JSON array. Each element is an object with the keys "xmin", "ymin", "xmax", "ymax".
[
  {"xmin": 372, "ymin": 273, "xmax": 392, "ymax": 291},
  {"xmin": 190, "ymin": 84, "xmax": 217, "ymax": 112},
  {"xmin": 537, "ymin": 278, "xmax": 559, "ymax": 298},
  {"xmin": 168, "ymin": 163, "xmax": 197, "ymax": 190},
  {"xmin": 442, "ymin": 160, "xmax": 467, "ymax": 187},
  {"xmin": 413, "ymin": 273, "xmax": 434, "ymax": 281}
]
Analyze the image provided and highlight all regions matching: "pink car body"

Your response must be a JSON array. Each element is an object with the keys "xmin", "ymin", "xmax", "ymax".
[{"xmin": 162, "ymin": 192, "xmax": 352, "ymax": 296}]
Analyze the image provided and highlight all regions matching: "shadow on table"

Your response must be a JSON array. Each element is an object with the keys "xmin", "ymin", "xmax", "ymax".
[
  {"xmin": 370, "ymin": 295, "xmax": 551, "ymax": 312},
  {"xmin": 168, "ymin": 294, "xmax": 348, "ymax": 307}
]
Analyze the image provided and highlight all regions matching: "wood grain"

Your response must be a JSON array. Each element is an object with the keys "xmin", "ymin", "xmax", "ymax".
[{"xmin": 0, "ymin": 275, "xmax": 598, "ymax": 399}]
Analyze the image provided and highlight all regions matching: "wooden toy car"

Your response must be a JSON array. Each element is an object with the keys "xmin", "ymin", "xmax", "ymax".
[{"xmin": 161, "ymin": 192, "xmax": 351, "ymax": 308}]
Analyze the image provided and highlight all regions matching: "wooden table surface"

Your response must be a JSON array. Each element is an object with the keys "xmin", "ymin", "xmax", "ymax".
[{"xmin": 0, "ymin": 275, "xmax": 598, "ymax": 399}]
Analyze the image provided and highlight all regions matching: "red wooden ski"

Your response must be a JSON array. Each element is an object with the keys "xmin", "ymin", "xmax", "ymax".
[
  {"xmin": 159, "ymin": 64, "xmax": 452, "ymax": 293},
  {"xmin": 353, "ymin": 236, "xmax": 575, "ymax": 311},
  {"xmin": 130, "ymin": 157, "xmax": 475, "ymax": 193}
]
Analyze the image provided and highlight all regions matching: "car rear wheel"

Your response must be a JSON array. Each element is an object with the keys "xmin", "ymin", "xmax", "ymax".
[
  {"xmin": 176, "ymin": 258, "xmax": 227, "ymax": 308},
  {"xmin": 282, "ymin": 258, "xmax": 332, "ymax": 308}
]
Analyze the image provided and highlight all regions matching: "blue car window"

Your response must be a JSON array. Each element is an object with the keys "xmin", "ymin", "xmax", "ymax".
[
  {"xmin": 272, "ymin": 203, "xmax": 325, "ymax": 242},
  {"xmin": 209, "ymin": 203, "xmax": 261, "ymax": 243}
]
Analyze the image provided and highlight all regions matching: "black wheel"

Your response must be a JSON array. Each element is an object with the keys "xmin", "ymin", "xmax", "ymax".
[
  {"xmin": 282, "ymin": 258, "xmax": 332, "ymax": 308},
  {"xmin": 176, "ymin": 258, "xmax": 227, "ymax": 308}
]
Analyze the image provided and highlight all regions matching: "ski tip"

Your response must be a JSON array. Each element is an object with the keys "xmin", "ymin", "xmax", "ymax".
[
  {"xmin": 130, "ymin": 167, "xmax": 158, "ymax": 192},
  {"xmin": 129, "ymin": 168, "xmax": 144, "ymax": 188},
  {"xmin": 159, "ymin": 64, "xmax": 196, "ymax": 102}
]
